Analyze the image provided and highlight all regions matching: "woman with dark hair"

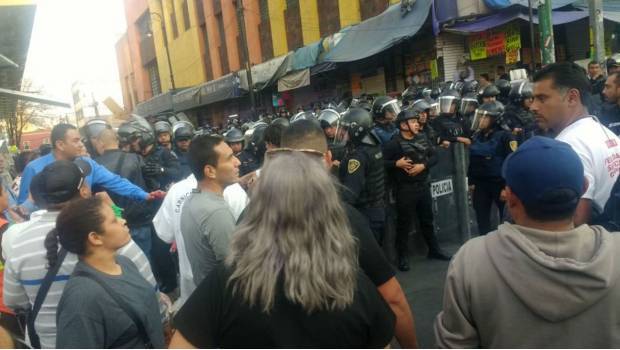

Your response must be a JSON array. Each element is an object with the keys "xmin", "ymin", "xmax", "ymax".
[
  {"xmin": 170, "ymin": 151, "xmax": 395, "ymax": 348},
  {"xmin": 50, "ymin": 197, "xmax": 165, "ymax": 348}
]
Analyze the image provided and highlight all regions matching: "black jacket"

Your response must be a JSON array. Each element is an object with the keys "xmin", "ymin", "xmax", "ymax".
[{"xmin": 383, "ymin": 133, "xmax": 437, "ymax": 185}]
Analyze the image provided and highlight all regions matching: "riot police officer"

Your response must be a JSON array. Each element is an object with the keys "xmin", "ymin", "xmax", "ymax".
[
  {"xmin": 412, "ymin": 99, "xmax": 438, "ymax": 144},
  {"xmin": 479, "ymin": 84, "xmax": 500, "ymax": 104},
  {"xmin": 337, "ymin": 108, "xmax": 386, "ymax": 243},
  {"xmin": 224, "ymin": 127, "xmax": 245, "ymax": 155},
  {"xmin": 459, "ymin": 92, "xmax": 479, "ymax": 131},
  {"xmin": 154, "ymin": 120, "xmax": 173, "ymax": 150},
  {"xmin": 371, "ymin": 96, "xmax": 400, "ymax": 145},
  {"xmin": 504, "ymin": 80, "xmax": 536, "ymax": 144},
  {"xmin": 238, "ymin": 122, "xmax": 267, "ymax": 176},
  {"xmin": 318, "ymin": 108, "xmax": 346, "ymax": 162},
  {"xmin": 80, "ymin": 119, "xmax": 112, "ymax": 157},
  {"xmin": 172, "ymin": 121, "xmax": 194, "ymax": 178},
  {"xmin": 117, "ymin": 116, "xmax": 181, "ymax": 191},
  {"xmin": 433, "ymin": 89, "xmax": 471, "ymax": 147},
  {"xmin": 383, "ymin": 109, "xmax": 451, "ymax": 271},
  {"xmin": 495, "ymin": 78, "xmax": 511, "ymax": 105},
  {"xmin": 469, "ymin": 101, "xmax": 516, "ymax": 235}
]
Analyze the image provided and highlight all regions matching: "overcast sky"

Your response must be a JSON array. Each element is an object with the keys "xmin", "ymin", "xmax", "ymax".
[{"xmin": 23, "ymin": 0, "xmax": 127, "ymax": 115}]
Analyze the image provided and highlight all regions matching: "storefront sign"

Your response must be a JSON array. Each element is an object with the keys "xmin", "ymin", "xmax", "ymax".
[
  {"xmin": 468, "ymin": 23, "xmax": 521, "ymax": 61},
  {"xmin": 469, "ymin": 33, "xmax": 487, "ymax": 61}
]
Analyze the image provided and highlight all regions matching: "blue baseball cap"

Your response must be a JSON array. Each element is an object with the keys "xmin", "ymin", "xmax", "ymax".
[{"xmin": 502, "ymin": 136, "xmax": 584, "ymax": 208}]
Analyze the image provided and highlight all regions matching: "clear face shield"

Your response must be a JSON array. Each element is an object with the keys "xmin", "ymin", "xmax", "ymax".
[
  {"xmin": 381, "ymin": 100, "xmax": 401, "ymax": 121},
  {"xmin": 439, "ymin": 96, "xmax": 458, "ymax": 115},
  {"xmin": 471, "ymin": 109, "xmax": 493, "ymax": 131},
  {"xmin": 459, "ymin": 98, "xmax": 479, "ymax": 116},
  {"xmin": 429, "ymin": 102, "xmax": 440, "ymax": 118},
  {"xmin": 318, "ymin": 110, "xmax": 341, "ymax": 141}
]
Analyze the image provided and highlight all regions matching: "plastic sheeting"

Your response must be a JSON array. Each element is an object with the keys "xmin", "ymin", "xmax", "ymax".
[
  {"xmin": 277, "ymin": 69, "xmax": 311, "ymax": 92},
  {"xmin": 291, "ymin": 40, "xmax": 322, "ymax": 71},
  {"xmin": 238, "ymin": 53, "xmax": 291, "ymax": 91},
  {"xmin": 324, "ymin": 0, "xmax": 432, "ymax": 63}
]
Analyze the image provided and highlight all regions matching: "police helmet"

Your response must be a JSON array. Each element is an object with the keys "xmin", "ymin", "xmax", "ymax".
[
  {"xmin": 438, "ymin": 89, "xmax": 461, "ymax": 115},
  {"xmin": 422, "ymin": 88, "xmax": 432, "ymax": 100},
  {"xmin": 118, "ymin": 114, "xmax": 155, "ymax": 149},
  {"xmin": 154, "ymin": 121, "xmax": 172, "ymax": 135},
  {"xmin": 224, "ymin": 127, "xmax": 245, "ymax": 144},
  {"xmin": 471, "ymin": 101, "xmax": 505, "ymax": 131},
  {"xmin": 356, "ymin": 100, "xmax": 372, "ymax": 112},
  {"xmin": 430, "ymin": 87, "xmax": 442, "ymax": 100},
  {"xmin": 411, "ymin": 99, "xmax": 432, "ymax": 114},
  {"xmin": 401, "ymin": 86, "xmax": 418, "ymax": 105},
  {"xmin": 290, "ymin": 111, "xmax": 316, "ymax": 123},
  {"xmin": 318, "ymin": 108, "xmax": 340, "ymax": 129},
  {"xmin": 271, "ymin": 117, "xmax": 290, "ymax": 128},
  {"xmin": 247, "ymin": 122, "xmax": 268, "ymax": 158},
  {"xmin": 372, "ymin": 96, "xmax": 401, "ymax": 120},
  {"xmin": 459, "ymin": 92, "xmax": 479, "ymax": 116},
  {"xmin": 450, "ymin": 81, "xmax": 465, "ymax": 95},
  {"xmin": 509, "ymin": 80, "xmax": 534, "ymax": 103},
  {"xmin": 481, "ymin": 84, "xmax": 500, "ymax": 98},
  {"xmin": 81, "ymin": 119, "xmax": 111, "ymax": 140},
  {"xmin": 395, "ymin": 108, "xmax": 420, "ymax": 124},
  {"xmin": 172, "ymin": 121, "xmax": 194, "ymax": 141},
  {"xmin": 339, "ymin": 108, "xmax": 373, "ymax": 144},
  {"xmin": 495, "ymin": 79, "xmax": 511, "ymax": 97},
  {"xmin": 462, "ymin": 80, "xmax": 480, "ymax": 94}
]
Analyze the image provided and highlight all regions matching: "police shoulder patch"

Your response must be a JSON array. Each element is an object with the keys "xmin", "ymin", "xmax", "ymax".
[
  {"xmin": 348, "ymin": 159, "xmax": 361, "ymax": 174},
  {"xmin": 509, "ymin": 140, "xmax": 518, "ymax": 152}
]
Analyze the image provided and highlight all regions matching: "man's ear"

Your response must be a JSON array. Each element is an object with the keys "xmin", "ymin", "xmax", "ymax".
[{"xmin": 204, "ymin": 165, "xmax": 217, "ymax": 179}]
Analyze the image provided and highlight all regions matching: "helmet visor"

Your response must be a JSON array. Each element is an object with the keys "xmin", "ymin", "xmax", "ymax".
[
  {"xmin": 381, "ymin": 100, "xmax": 401, "ymax": 118},
  {"xmin": 471, "ymin": 109, "xmax": 493, "ymax": 131},
  {"xmin": 429, "ymin": 102, "xmax": 440, "ymax": 117},
  {"xmin": 459, "ymin": 98, "xmax": 479, "ymax": 116},
  {"xmin": 439, "ymin": 96, "xmax": 458, "ymax": 114}
]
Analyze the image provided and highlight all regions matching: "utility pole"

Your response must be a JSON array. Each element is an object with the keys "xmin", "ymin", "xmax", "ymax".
[
  {"xmin": 236, "ymin": 0, "xmax": 256, "ymax": 110},
  {"xmin": 538, "ymin": 0, "xmax": 555, "ymax": 64},
  {"xmin": 589, "ymin": 0, "xmax": 606, "ymax": 71},
  {"xmin": 527, "ymin": 0, "xmax": 537, "ymax": 72}
]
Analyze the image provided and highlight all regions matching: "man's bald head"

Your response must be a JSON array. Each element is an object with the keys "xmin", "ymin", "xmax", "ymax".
[
  {"xmin": 280, "ymin": 120, "xmax": 328, "ymax": 153},
  {"xmin": 97, "ymin": 128, "xmax": 119, "ymax": 150}
]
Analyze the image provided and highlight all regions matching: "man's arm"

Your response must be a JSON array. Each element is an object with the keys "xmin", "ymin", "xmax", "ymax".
[
  {"xmin": 377, "ymin": 277, "xmax": 418, "ymax": 348},
  {"xmin": 340, "ymin": 152, "xmax": 368, "ymax": 205},
  {"xmin": 87, "ymin": 158, "xmax": 149, "ymax": 201},
  {"xmin": 17, "ymin": 165, "xmax": 36, "ymax": 204}
]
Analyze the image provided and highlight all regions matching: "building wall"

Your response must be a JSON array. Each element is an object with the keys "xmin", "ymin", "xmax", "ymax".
[{"xmin": 268, "ymin": 0, "xmax": 288, "ymax": 57}]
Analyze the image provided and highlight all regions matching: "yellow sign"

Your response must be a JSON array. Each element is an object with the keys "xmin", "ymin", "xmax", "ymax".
[
  {"xmin": 430, "ymin": 59, "xmax": 439, "ymax": 79},
  {"xmin": 469, "ymin": 33, "xmax": 487, "ymax": 61},
  {"xmin": 506, "ymin": 49, "xmax": 519, "ymax": 64},
  {"xmin": 505, "ymin": 23, "xmax": 521, "ymax": 51}
]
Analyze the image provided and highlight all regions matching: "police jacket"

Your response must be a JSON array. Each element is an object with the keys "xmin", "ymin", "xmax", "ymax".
[
  {"xmin": 372, "ymin": 122, "xmax": 398, "ymax": 145},
  {"xmin": 433, "ymin": 114, "xmax": 469, "ymax": 143},
  {"xmin": 503, "ymin": 104, "xmax": 536, "ymax": 142},
  {"xmin": 143, "ymin": 146, "xmax": 182, "ymax": 191},
  {"xmin": 468, "ymin": 128, "xmax": 516, "ymax": 181},
  {"xmin": 383, "ymin": 132, "xmax": 437, "ymax": 185},
  {"xmin": 95, "ymin": 149, "xmax": 157, "ymax": 228},
  {"xmin": 600, "ymin": 102, "xmax": 620, "ymax": 136},
  {"xmin": 421, "ymin": 124, "xmax": 439, "ymax": 145},
  {"xmin": 172, "ymin": 148, "xmax": 192, "ymax": 179},
  {"xmin": 339, "ymin": 138, "xmax": 385, "ymax": 209},
  {"xmin": 238, "ymin": 150, "xmax": 260, "ymax": 177}
]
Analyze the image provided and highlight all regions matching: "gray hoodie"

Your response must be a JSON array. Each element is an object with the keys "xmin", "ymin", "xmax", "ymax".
[{"xmin": 434, "ymin": 223, "xmax": 620, "ymax": 348}]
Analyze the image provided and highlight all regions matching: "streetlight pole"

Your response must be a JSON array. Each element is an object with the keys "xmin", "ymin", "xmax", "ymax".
[
  {"xmin": 150, "ymin": 11, "xmax": 176, "ymax": 91},
  {"xmin": 236, "ymin": 0, "xmax": 256, "ymax": 110}
]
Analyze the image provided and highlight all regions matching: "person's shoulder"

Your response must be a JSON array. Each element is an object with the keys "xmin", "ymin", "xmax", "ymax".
[{"xmin": 26, "ymin": 153, "xmax": 52, "ymax": 171}]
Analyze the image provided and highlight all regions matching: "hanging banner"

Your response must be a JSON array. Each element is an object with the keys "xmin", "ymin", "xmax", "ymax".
[
  {"xmin": 430, "ymin": 59, "xmax": 439, "ymax": 79},
  {"xmin": 505, "ymin": 23, "xmax": 521, "ymax": 51},
  {"xmin": 506, "ymin": 49, "xmax": 520, "ymax": 64},
  {"xmin": 486, "ymin": 31, "xmax": 506, "ymax": 56},
  {"xmin": 469, "ymin": 33, "xmax": 488, "ymax": 61}
]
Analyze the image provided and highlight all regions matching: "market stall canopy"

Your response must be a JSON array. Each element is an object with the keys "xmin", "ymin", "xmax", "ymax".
[
  {"xmin": 445, "ymin": 7, "xmax": 588, "ymax": 34},
  {"xmin": 324, "ymin": 0, "xmax": 432, "ymax": 63},
  {"xmin": 173, "ymin": 73, "xmax": 243, "ymax": 112},
  {"xmin": 277, "ymin": 69, "xmax": 310, "ymax": 92},
  {"xmin": 135, "ymin": 91, "xmax": 174, "ymax": 116},
  {"xmin": 238, "ymin": 54, "xmax": 292, "ymax": 91}
]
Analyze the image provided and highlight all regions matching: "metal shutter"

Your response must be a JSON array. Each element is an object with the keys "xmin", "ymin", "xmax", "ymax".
[{"xmin": 437, "ymin": 33, "xmax": 465, "ymax": 82}]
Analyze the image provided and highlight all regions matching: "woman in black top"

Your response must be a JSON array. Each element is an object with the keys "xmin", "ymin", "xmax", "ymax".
[
  {"xmin": 47, "ymin": 197, "xmax": 165, "ymax": 348},
  {"xmin": 171, "ymin": 150, "xmax": 395, "ymax": 348}
]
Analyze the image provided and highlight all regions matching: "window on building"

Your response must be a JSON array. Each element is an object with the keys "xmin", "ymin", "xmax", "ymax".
[
  {"xmin": 147, "ymin": 61, "xmax": 162, "ymax": 96},
  {"xmin": 170, "ymin": 0, "xmax": 179, "ymax": 38},
  {"xmin": 182, "ymin": 0, "xmax": 191, "ymax": 31},
  {"xmin": 137, "ymin": 11, "xmax": 152, "ymax": 41}
]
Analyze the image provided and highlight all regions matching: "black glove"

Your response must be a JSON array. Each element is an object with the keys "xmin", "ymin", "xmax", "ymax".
[{"xmin": 143, "ymin": 162, "xmax": 164, "ymax": 177}]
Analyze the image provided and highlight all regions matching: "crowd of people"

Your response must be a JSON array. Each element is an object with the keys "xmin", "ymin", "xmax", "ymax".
[{"xmin": 0, "ymin": 60, "xmax": 616, "ymax": 348}]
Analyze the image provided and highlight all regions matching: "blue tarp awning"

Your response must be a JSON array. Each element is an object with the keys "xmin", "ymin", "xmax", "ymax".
[
  {"xmin": 291, "ymin": 40, "xmax": 322, "ymax": 70},
  {"xmin": 324, "ymin": 0, "xmax": 432, "ymax": 63},
  {"xmin": 445, "ymin": 8, "xmax": 588, "ymax": 33}
]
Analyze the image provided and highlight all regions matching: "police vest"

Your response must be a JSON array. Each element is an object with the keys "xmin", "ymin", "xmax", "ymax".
[
  {"xmin": 469, "ymin": 131, "xmax": 505, "ymax": 179},
  {"xmin": 357, "ymin": 144, "xmax": 385, "ymax": 208}
]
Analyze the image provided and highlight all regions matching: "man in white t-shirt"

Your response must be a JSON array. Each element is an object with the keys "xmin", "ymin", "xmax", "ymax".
[
  {"xmin": 531, "ymin": 62, "xmax": 620, "ymax": 224},
  {"xmin": 153, "ymin": 173, "xmax": 249, "ymax": 307}
]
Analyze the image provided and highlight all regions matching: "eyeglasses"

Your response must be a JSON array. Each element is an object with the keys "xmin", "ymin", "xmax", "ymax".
[{"xmin": 265, "ymin": 147, "xmax": 325, "ymax": 159}]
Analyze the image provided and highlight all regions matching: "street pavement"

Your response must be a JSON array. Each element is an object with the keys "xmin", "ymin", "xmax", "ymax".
[{"xmin": 394, "ymin": 243, "xmax": 462, "ymax": 348}]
